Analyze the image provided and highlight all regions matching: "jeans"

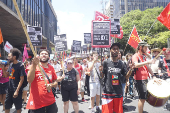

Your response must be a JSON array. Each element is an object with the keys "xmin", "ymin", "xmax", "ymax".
[
  {"xmin": 129, "ymin": 76, "xmax": 134, "ymax": 95},
  {"xmin": 122, "ymin": 83, "xmax": 126, "ymax": 101}
]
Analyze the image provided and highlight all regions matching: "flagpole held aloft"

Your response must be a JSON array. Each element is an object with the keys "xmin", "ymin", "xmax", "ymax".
[
  {"xmin": 12, "ymin": 0, "xmax": 49, "ymax": 88},
  {"xmin": 143, "ymin": 19, "xmax": 157, "ymax": 41}
]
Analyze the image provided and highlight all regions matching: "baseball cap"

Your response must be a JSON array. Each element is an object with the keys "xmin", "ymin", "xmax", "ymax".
[
  {"xmin": 67, "ymin": 59, "xmax": 73, "ymax": 63},
  {"xmin": 138, "ymin": 41, "xmax": 150, "ymax": 47},
  {"xmin": 110, "ymin": 43, "xmax": 121, "ymax": 50}
]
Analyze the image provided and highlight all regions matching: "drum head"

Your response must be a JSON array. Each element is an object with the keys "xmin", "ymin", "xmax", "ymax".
[{"xmin": 147, "ymin": 79, "xmax": 170, "ymax": 98}]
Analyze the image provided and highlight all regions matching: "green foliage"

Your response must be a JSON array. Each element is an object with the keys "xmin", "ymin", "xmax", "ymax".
[{"xmin": 119, "ymin": 7, "xmax": 169, "ymax": 54}]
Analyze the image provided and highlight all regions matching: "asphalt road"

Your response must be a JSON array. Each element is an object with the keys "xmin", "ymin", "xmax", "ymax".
[{"xmin": 0, "ymin": 92, "xmax": 170, "ymax": 113}]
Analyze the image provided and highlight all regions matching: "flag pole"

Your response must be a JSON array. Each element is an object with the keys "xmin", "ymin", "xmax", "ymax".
[
  {"xmin": 12, "ymin": 0, "xmax": 49, "ymax": 87},
  {"xmin": 143, "ymin": 19, "xmax": 157, "ymax": 41}
]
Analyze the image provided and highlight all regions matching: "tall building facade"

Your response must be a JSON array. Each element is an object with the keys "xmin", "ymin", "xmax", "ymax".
[
  {"xmin": 105, "ymin": 0, "xmax": 170, "ymax": 19},
  {"xmin": 120, "ymin": 0, "xmax": 170, "ymax": 17},
  {"xmin": 0, "ymin": 0, "xmax": 57, "ymax": 58}
]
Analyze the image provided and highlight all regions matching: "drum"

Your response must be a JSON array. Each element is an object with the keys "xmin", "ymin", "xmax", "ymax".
[{"xmin": 146, "ymin": 79, "xmax": 170, "ymax": 107}]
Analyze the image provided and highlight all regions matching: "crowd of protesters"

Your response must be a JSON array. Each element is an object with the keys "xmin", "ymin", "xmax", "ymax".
[{"xmin": 0, "ymin": 41, "xmax": 169, "ymax": 113}]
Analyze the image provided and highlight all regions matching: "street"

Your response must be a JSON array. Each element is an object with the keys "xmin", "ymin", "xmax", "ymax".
[{"xmin": 0, "ymin": 92, "xmax": 170, "ymax": 113}]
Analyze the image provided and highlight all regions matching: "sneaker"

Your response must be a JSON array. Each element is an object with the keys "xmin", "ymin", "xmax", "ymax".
[
  {"xmin": 23, "ymin": 102, "xmax": 27, "ymax": 109},
  {"xmin": 96, "ymin": 107, "xmax": 101, "ymax": 113},
  {"xmin": 82, "ymin": 99, "xmax": 87, "ymax": 102},
  {"xmin": 163, "ymin": 105, "xmax": 167, "ymax": 111},
  {"xmin": 131, "ymin": 96, "xmax": 135, "ymax": 100},
  {"xmin": 91, "ymin": 108, "xmax": 95, "ymax": 113},
  {"xmin": 88, "ymin": 105, "xmax": 91, "ymax": 109}
]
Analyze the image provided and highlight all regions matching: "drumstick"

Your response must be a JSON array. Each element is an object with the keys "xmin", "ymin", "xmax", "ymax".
[
  {"xmin": 154, "ymin": 48, "xmax": 166, "ymax": 59},
  {"xmin": 12, "ymin": 0, "xmax": 48, "ymax": 87}
]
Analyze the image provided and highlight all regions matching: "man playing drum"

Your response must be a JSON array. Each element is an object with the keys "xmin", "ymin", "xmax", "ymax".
[{"xmin": 132, "ymin": 41, "xmax": 160, "ymax": 113}]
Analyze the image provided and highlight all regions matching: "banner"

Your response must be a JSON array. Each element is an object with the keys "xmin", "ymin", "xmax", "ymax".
[
  {"xmin": 95, "ymin": 11, "xmax": 109, "ymax": 21},
  {"xmin": 0, "ymin": 28, "xmax": 3, "ymax": 44},
  {"xmin": 91, "ymin": 20, "xmax": 111, "ymax": 48},
  {"xmin": 27, "ymin": 26, "xmax": 42, "ymax": 46},
  {"xmin": 72, "ymin": 40, "xmax": 81, "ymax": 53},
  {"xmin": 128, "ymin": 26, "xmax": 142, "ymax": 49},
  {"xmin": 111, "ymin": 19, "xmax": 120, "ymax": 34},
  {"xmin": 157, "ymin": 2, "xmax": 170, "ymax": 30},
  {"xmin": 54, "ymin": 34, "xmax": 67, "ymax": 51},
  {"xmin": 83, "ymin": 45, "xmax": 87, "ymax": 51},
  {"xmin": 84, "ymin": 33, "xmax": 91, "ymax": 44},
  {"xmin": 4, "ymin": 41, "xmax": 13, "ymax": 53}
]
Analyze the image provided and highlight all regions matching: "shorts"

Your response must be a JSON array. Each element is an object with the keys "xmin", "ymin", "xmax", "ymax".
[
  {"xmin": 102, "ymin": 93, "xmax": 123, "ymax": 113},
  {"xmin": 134, "ymin": 79, "xmax": 148, "ymax": 99},
  {"xmin": 90, "ymin": 82, "xmax": 100, "ymax": 97},
  {"xmin": 5, "ymin": 90, "xmax": 22, "ymax": 110},
  {"xmin": 0, "ymin": 82, "xmax": 9, "ymax": 94},
  {"xmin": 61, "ymin": 87, "xmax": 78, "ymax": 102},
  {"xmin": 58, "ymin": 82, "xmax": 60, "ymax": 85},
  {"xmin": 23, "ymin": 83, "xmax": 29, "ymax": 91},
  {"xmin": 28, "ymin": 102, "xmax": 58, "ymax": 113}
]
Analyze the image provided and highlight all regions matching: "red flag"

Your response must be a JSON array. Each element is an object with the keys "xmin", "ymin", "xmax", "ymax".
[
  {"xmin": 157, "ymin": 3, "xmax": 170, "ymax": 30},
  {"xmin": 0, "ymin": 28, "xmax": 4, "ymax": 44},
  {"xmin": 128, "ymin": 26, "xmax": 142, "ymax": 49},
  {"xmin": 95, "ymin": 11, "xmax": 109, "ymax": 21}
]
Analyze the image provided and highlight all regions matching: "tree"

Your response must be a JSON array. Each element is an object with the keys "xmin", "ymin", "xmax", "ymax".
[{"xmin": 118, "ymin": 7, "xmax": 169, "ymax": 54}]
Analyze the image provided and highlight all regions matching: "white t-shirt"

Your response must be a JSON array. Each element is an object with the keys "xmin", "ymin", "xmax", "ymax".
[
  {"xmin": 53, "ymin": 63, "xmax": 61, "ymax": 76},
  {"xmin": 88, "ymin": 62, "xmax": 101, "ymax": 83}
]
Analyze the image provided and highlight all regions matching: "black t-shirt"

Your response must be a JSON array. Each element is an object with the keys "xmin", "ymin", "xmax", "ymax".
[
  {"xmin": 60, "ymin": 68, "xmax": 79, "ymax": 90},
  {"xmin": 7, "ymin": 62, "xmax": 26, "ymax": 91},
  {"xmin": 102, "ymin": 58, "xmax": 127, "ymax": 94},
  {"xmin": 158, "ymin": 59, "xmax": 170, "ymax": 80}
]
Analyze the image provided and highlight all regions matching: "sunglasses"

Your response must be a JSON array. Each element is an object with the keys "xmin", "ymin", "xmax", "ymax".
[{"xmin": 67, "ymin": 63, "xmax": 72, "ymax": 64}]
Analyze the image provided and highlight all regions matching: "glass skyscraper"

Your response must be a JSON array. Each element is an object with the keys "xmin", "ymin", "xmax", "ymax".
[
  {"xmin": 0, "ymin": 0, "xmax": 57, "ymax": 52},
  {"xmin": 120, "ymin": 0, "xmax": 170, "ymax": 17}
]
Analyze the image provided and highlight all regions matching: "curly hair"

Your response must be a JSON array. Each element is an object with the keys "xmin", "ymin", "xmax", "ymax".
[{"xmin": 10, "ymin": 48, "xmax": 21, "ymax": 60}]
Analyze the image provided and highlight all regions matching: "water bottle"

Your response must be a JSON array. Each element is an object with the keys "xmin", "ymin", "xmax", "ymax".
[{"xmin": 0, "ymin": 60, "xmax": 8, "ymax": 65}]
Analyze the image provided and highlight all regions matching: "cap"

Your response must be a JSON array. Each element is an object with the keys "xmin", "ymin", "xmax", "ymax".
[
  {"xmin": 110, "ymin": 43, "xmax": 121, "ymax": 50},
  {"xmin": 151, "ymin": 48, "xmax": 161, "ymax": 53},
  {"xmin": 67, "ymin": 59, "xmax": 73, "ymax": 63},
  {"xmin": 138, "ymin": 41, "xmax": 150, "ymax": 47}
]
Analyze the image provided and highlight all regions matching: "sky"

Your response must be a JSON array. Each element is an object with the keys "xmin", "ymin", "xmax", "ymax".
[{"xmin": 52, "ymin": 0, "xmax": 106, "ymax": 49}]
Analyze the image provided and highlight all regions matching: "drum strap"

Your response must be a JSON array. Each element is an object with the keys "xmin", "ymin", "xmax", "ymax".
[
  {"xmin": 137, "ymin": 54, "xmax": 150, "ymax": 78},
  {"xmin": 163, "ymin": 58, "xmax": 170, "ymax": 76}
]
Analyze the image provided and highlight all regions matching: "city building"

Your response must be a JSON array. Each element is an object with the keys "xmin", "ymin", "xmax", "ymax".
[
  {"xmin": 0, "ymin": 0, "xmax": 57, "ymax": 59},
  {"xmin": 105, "ymin": 0, "xmax": 170, "ymax": 19},
  {"xmin": 121, "ymin": 0, "xmax": 170, "ymax": 17}
]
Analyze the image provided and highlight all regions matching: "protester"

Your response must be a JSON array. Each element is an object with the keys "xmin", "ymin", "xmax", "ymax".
[
  {"xmin": 0, "ymin": 62, "xmax": 9, "ymax": 111},
  {"xmin": 85, "ymin": 57, "xmax": 91, "ymax": 96},
  {"xmin": 73, "ymin": 58, "xmax": 86, "ymax": 102},
  {"xmin": 59, "ymin": 59, "xmax": 81, "ymax": 113},
  {"xmin": 151, "ymin": 48, "xmax": 162, "ymax": 78},
  {"xmin": 125, "ymin": 53, "xmax": 135, "ymax": 99},
  {"xmin": 26, "ymin": 49, "xmax": 58, "ymax": 113},
  {"xmin": 132, "ymin": 41, "xmax": 160, "ymax": 113},
  {"xmin": 2, "ymin": 48, "xmax": 26, "ymax": 113},
  {"xmin": 22, "ymin": 60, "xmax": 31, "ymax": 109},
  {"xmin": 101, "ymin": 43, "xmax": 128, "ymax": 113},
  {"xmin": 88, "ymin": 51, "xmax": 102, "ymax": 113},
  {"xmin": 53, "ymin": 60, "xmax": 62, "ymax": 93},
  {"xmin": 158, "ymin": 48, "xmax": 170, "ymax": 110},
  {"xmin": 118, "ymin": 50, "xmax": 127, "ymax": 107}
]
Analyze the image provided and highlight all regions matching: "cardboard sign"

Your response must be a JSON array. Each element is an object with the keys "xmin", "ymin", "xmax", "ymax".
[
  {"xmin": 54, "ymin": 34, "xmax": 67, "ymax": 51},
  {"xmin": 4, "ymin": 41, "xmax": 13, "ymax": 53},
  {"xmin": 84, "ymin": 33, "xmax": 91, "ymax": 44},
  {"xmin": 27, "ymin": 26, "xmax": 42, "ymax": 46},
  {"xmin": 91, "ymin": 21, "xmax": 111, "ymax": 48}
]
